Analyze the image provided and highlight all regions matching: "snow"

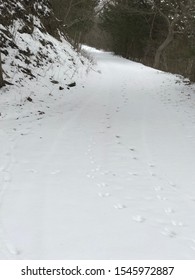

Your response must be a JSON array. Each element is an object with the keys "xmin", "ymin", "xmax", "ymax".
[{"xmin": 1, "ymin": 45, "xmax": 195, "ymax": 260}]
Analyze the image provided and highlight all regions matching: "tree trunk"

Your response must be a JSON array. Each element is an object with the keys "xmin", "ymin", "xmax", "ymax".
[
  {"xmin": 64, "ymin": 0, "xmax": 73, "ymax": 21},
  {"xmin": 153, "ymin": 27, "xmax": 174, "ymax": 69},
  {"xmin": 0, "ymin": 52, "xmax": 4, "ymax": 88}
]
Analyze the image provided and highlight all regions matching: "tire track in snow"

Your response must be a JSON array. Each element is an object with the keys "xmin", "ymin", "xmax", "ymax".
[
  {"xmin": 139, "ymin": 105, "xmax": 194, "ymax": 242},
  {"xmin": 0, "ymin": 132, "xmax": 20, "ymax": 257},
  {"xmin": 84, "ymin": 76, "xmax": 188, "ymax": 240},
  {"xmin": 86, "ymin": 80, "xmax": 148, "ymax": 220},
  {"xmin": 144, "ymin": 158, "xmax": 185, "ymax": 239},
  {"xmin": 84, "ymin": 79, "xmax": 147, "ymax": 216}
]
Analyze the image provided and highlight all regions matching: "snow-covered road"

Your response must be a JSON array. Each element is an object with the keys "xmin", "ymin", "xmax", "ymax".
[{"xmin": 1, "ymin": 48, "xmax": 195, "ymax": 259}]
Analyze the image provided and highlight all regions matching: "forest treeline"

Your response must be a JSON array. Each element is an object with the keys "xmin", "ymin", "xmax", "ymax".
[
  {"xmin": 1, "ymin": 0, "xmax": 195, "ymax": 87},
  {"xmin": 50, "ymin": 0, "xmax": 99, "ymax": 49},
  {"xmin": 51, "ymin": 0, "xmax": 195, "ymax": 81}
]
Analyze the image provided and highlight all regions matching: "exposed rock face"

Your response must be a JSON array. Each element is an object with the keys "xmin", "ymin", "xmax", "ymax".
[
  {"xmin": 0, "ymin": 0, "xmax": 62, "ymax": 39},
  {"xmin": 0, "ymin": 0, "xmax": 64, "ymax": 50},
  {"xmin": 0, "ymin": 0, "xmax": 72, "ymax": 83}
]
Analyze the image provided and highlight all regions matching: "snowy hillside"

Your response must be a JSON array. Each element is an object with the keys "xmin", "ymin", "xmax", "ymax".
[{"xmin": 0, "ymin": 0, "xmax": 89, "ymax": 119}]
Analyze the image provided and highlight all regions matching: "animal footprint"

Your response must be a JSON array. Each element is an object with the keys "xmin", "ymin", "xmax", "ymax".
[
  {"xmin": 164, "ymin": 207, "xmax": 174, "ymax": 214},
  {"xmin": 171, "ymin": 220, "xmax": 183, "ymax": 227},
  {"xmin": 132, "ymin": 215, "xmax": 145, "ymax": 223},
  {"xmin": 91, "ymin": 169, "xmax": 96, "ymax": 173},
  {"xmin": 154, "ymin": 185, "xmax": 163, "ymax": 192},
  {"xmin": 0, "ymin": 164, "xmax": 6, "ymax": 172},
  {"xmin": 51, "ymin": 170, "xmax": 61, "ymax": 175},
  {"xmin": 162, "ymin": 227, "xmax": 177, "ymax": 238},
  {"xmin": 98, "ymin": 192, "xmax": 110, "ymax": 198},
  {"xmin": 3, "ymin": 172, "xmax": 11, "ymax": 182},
  {"xmin": 86, "ymin": 174, "xmax": 94, "ymax": 179},
  {"xmin": 157, "ymin": 195, "xmax": 167, "ymax": 201},
  {"xmin": 100, "ymin": 170, "xmax": 109, "ymax": 175},
  {"xmin": 97, "ymin": 182, "xmax": 108, "ymax": 187},
  {"xmin": 148, "ymin": 163, "xmax": 155, "ymax": 168},
  {"xmin": 6, "ymin": 243, "xmax": 20, "ymax": 256},
  {"xmin": 114, "ymin": 203, "xmax": 126, "ymax": 210},
  {"xmin": 95, "ymin": 166, "xmax": 101, "ymax": 171},
  {"xmin": 128, "ymin": 172, "xmax": 138, "ymax": 176},
  {"xmin": 169, "ymin": 181, "xmax": 177, "ymax": 189},
  {"xmin": 190, "ymin": 240, "xmax": 195, "ymax": 251}
]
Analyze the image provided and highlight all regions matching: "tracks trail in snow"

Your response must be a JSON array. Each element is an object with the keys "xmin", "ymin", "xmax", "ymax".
[
  {"xmin": 83, "ymin": 58, "xmax": 195, "ymax": 255},
  {"xmin": 1, "ymin": 48, "xmax": 195, "ymax": 259}
]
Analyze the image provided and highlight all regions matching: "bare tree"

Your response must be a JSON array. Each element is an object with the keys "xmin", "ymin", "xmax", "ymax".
[
  {"xmin": 0, "ymin": 52, "xmax": 4, "ymax": 88},
  {"xmin": 153, "ymin": 0, "xmax": 195, "ymax": 68},
  {"xmin": 51, "ymin": 0, "xmax": 101, "ymax": 49}
]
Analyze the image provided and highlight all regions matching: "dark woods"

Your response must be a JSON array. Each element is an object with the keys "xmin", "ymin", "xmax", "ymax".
[
  {"xmin": 98, "ymin": 0, "xmax": 195, "ymax": 81},
  {"xmin": 50, "ymin": 0, "xmax": 99, "ymax": 50},
  {"xmin": 51, "ymin": 0, "xmax": 195, "ymax": 81}
]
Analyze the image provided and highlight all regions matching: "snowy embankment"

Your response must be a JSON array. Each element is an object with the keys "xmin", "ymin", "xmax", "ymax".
[
  {"xmin": 0, "ymin": 21, "xmax": 90, "ymax": 120},
  {"xmin": 1, "ymin": 44, "xmax": 195, "ymax": 259}
]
